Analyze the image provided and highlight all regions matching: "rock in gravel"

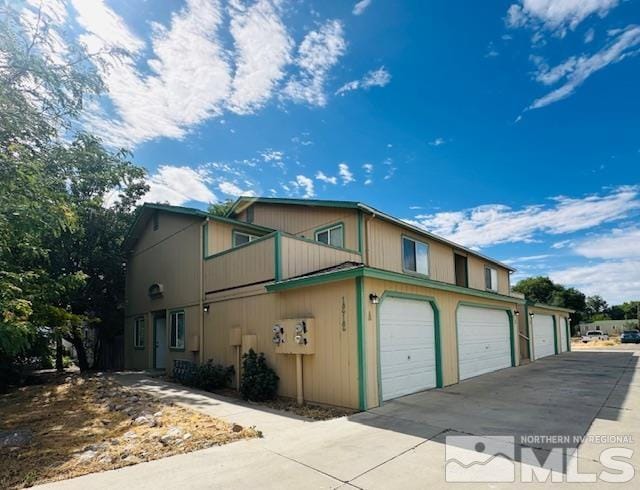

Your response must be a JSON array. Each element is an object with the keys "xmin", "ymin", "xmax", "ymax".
[
  {"xmin": 160, "ymin": 426, "xmax": 183, "ymax": 445},
  {"xmin": 232, "ymin": 424, "xmax": 243, "ymax": 433},
  {"xmin": 123, "ymin": 431, "xmax": 138, "ymax": 441},
  {"xmin": 77, "ymin": 450, "xmax": 97, "ymax": 462},
  {"xmin": 0, "ymin": 429, "xmax": 33, "ymax": 448}
]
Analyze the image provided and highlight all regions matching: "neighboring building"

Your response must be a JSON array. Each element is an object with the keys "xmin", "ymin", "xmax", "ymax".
[
  {"xmin": 123, "ymin": 198, "xmax": 573, "ymax": 410},
  {"xmin": 578, "ymin": 319, "xmax": 640, "ymax": 336}
]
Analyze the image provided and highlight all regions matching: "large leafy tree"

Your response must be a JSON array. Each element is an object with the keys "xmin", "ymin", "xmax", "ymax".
[{"xmin": 0, "ymin": 4, "xmax": 147, "ymax": 380}]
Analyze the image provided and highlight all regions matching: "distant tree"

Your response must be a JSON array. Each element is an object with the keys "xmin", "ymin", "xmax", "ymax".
[
  {"xmin": 605, "ymin": 305, "xmax": 625, "ymax": 320},
  {"xmin": 208, "ymin": 200, "xmax": 234, "ymax": 217},
  {"xmin": 512, "ymin": 277, "xmax": 557, "ymax": 304},
  {"xmin": 620, "ymin": 301, "xmax": 640, "ymax": 321},
  {"xmin": 586, "ymin": 295, "xmax": 608, "ymax": 319}
]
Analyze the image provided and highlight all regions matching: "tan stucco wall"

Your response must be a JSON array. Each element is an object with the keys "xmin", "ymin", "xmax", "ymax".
[
  {"xmin": 362, "ymin": 277, "xmax": 521, "ymax": 409},
  {"xmin": 203, "ymin": 280, "xmax": 359, "ymax": 409}
]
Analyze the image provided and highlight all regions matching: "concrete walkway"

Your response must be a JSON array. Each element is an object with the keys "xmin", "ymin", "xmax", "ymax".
[{"xmin": 37, "ymin": 350, "xmax": 640, "ymax": 489}]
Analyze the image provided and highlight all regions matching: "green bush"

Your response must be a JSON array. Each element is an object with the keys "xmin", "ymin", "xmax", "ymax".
[
  {"xmin": 190, "ymin": 360, "xmax": 235, "ymax": 392},
  {"xmin": 240, "ymin": 349, "xmax": 279, "ymax": 401}
]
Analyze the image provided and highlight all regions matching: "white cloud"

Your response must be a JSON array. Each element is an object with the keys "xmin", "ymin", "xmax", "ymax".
[
  {"xmin": 550, "ymin": 260, "xmax": 640, "ymax": 304},
  {"xmin": 529, "ymin": 26, "xmax": 640, "ymax": 110},
  {"xmin": 574, "ymin": 228, "xmax": 640, "ymax": 259},
  {"xmin": 506, "ymin": 0, "xmax": 619, "ymax": 34},
  {"xmin": 261, "ymin": 149, "xmax": 284, "ymax": 162},
  {"xmin": 585, "ymin": 27, "xmax": 595, "ymax": 43},
  {"xmin": 335, "ymin": 66, "xmax": 391, "ymax": 95},
  {"xmin": 338, "ymin": 163, "xmax": 355, "ymax": 184},
  {"xmin": 428, "ymin": 137, "xmax": 446, "ymax": 146},
  {"xmin": 282, "ymin": 20, "xmax": 346, "ymax": 106},
  {"xmin": 227, "ymin": 0, "xmax": 293, "ymax": 114},
  {"xmin": 552, "ymin": 239, "xmax": 573, "ymax": 249},
  {"xmin": 292, "ymin": 175, "xmax": 315, "ymax": 198},
  {"xmin": 315, "ymin": 171, "xmax": 337, "ymax": 185},
  {"xmin": 362, "ymin": 163, "xmax": 373, "ymax": 185},
  {"xmin": 353, "ymin": 0, "xmax": 372, "ymax": 16},
  {"xmin": 143, "ymin": 165, "xmax": 216, "ymax": 205},
  {"xmin": 407, "ymin": 186, "xmax": 640, "ymax": 249},
  {"xmin": 218, "ymin": 180, "xmax": 256, "ymax": 197},
  {"xmin": 504, "ymin": 254, "xmax": 551, "ymax": 264}
]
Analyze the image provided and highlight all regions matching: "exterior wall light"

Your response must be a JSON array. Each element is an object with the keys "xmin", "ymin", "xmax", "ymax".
[
  {"xmin": 203, "ymin": 305, "xmax": 210, "ymax": 313},
  {"xmin": 369, "ymin": 293, "xmax": 380, "ymax": 304},
  {"xmin": 529, "ymin": 311, "xmax": 535, "ymax": 319},
  {"xmin": 514, "ymin": 310, "xmax": 520, "ymax": 317}
]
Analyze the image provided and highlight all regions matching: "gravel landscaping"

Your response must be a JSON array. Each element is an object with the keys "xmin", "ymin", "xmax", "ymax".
[{"xmin": 0, "ymin": 373, "xmax": 258, "ymax": 489}]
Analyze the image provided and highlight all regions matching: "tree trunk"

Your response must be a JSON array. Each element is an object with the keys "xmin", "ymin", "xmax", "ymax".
[
  {"xmin": 55, "ymin": 335, "xmax": 64, "ymax": 372},
  {"xmin": 67, "ymin": 331, "xmax": 89, "ymax": 372}
]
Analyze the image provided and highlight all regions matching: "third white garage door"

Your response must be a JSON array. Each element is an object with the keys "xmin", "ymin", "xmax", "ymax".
[
  {"xmin": 457, "ymin": 305, "xmax": 512, "ymax": 381},
  {"xmin": 533, "ymin": 314, "xmax": 556, "ymax": 359},
  {"xmin": 379, "ymin": 297, "xmax": 437, "ymax": 401}
]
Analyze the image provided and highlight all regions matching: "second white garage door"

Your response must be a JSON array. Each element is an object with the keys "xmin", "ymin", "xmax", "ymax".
[
  {"xmin": 457, "ymin": 305, "xmax": 512, "ymax": 381},
  {"xmin": 379, "ymin": 297, "xmax": 437, "ymax": 401},
  {"xmin": 533, "ymin": 314, "xmax": 556, "ymax": 359}
]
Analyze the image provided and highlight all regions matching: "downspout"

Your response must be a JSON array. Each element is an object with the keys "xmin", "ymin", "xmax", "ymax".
[
  {"xmin": 364, "ymin": 211, "xmax": 376, "ymax": 266},
  {"xmin": 199, "ymin": 219, "xmax": 208, "ymax": 364}
]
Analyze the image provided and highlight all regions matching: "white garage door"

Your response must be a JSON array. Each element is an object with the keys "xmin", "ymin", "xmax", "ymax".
[
  {"xmin": 560, "ymin": 318, "xmax": 568, "ymax": 353},
  {"xmin": 533, "ymin": 315, "xmax": 556, "ymax": 359},
  {"xmin": 457, "ymin": 306, "xmax": 512, "ymax": 381},
  {"xmin": 379, "ymin": 297, "xmax": 437, "ymax": 401}
]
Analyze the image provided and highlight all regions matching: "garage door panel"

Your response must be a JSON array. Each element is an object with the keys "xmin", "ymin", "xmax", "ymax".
[
  {"xmin": 560, "ymin": 320, "xmax": 568, "ymax": 353},
  {"xmin": 533, "ymin": 315, "xmax": 555, "ymax": 359},
  {"xmin": 457, "ymin": 306, "xmax": 512, "ymax": 381},
  {"xmin": 380, "ymin": 298, "xmax": 436, "ymax": 401}
]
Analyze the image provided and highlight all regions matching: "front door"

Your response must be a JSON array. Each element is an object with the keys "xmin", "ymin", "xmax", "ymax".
[{"xmin": 154, "ymin": 315, "xmax": 167, "ymax": 369}]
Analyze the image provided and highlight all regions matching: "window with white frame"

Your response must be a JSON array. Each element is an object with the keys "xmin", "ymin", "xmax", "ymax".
[
  {"xmin": 402, "ymin": 236, "xmax": 429, "ymax": 275},
  {"xmin": 233, "ymin": 230, "xmax": 258, "ymax": 247},
  {"xmin": 485, "ymin": 267, "xmax": 498, "ymax": 292},
  {"xmin": 315, "ymin": 224, "xmax": 344, "ymax": 248},
  {"xmin": 134, "ymin": 317, "xmax": 145, "ymax": 349},
  {"xmin": 169, "ymin": 311, "xmax": 185, "ymax": 350}
]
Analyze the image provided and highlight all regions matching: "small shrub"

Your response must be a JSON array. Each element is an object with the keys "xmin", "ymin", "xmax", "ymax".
[
  {"xmin": 175, "ymin": 359, "xmax": 234, "ymax": 392},
  {"xmin": 240, "ymin": 349, "xmax": 279, "ymax": 402}
]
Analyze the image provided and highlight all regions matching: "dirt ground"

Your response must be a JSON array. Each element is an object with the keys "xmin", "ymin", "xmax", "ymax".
[
  {"xmin": 0, "ymin": 373, "xmax": 258, "ymax": 489},
  {"xmin": 571, "ymin": 336, "xmax": 621, "ymax": 348}
]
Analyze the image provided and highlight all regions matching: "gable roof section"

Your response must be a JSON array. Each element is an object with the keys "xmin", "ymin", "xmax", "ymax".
[
  {"xmin": 227, "ymin": 196, "xmax": 516, "ymax": 272},
  {"xmin": 122, "ymin": 202, "xmax": 274, "ymax": 252}
]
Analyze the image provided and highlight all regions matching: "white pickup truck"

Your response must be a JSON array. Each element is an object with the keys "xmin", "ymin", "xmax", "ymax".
[{"xmin": 581, "ymin": 330, "xmax": 609, "ymax": 343}]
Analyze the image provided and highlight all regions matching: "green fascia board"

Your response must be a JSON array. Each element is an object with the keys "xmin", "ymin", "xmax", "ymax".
[
  {"xmin": 225, "ymin": 197, "xmax": 515, "ymax": 273},
  {"xmin": 266, "ymin": 265, "xmax": 526, "ymax": 305},
  {"xmin": 527, "ymin": 301, "xmax": 575, "ymax": 314},
  {"xmin": 355, "ymin": 276, "xmax": 366, "ymax": 410},
  {"xmin": 281, "ymin": 230, "xmax": 361, "ymax": 256},
  {"xmin": 552, "ymin": 315, "xmax": 559, "ymax": 355}
]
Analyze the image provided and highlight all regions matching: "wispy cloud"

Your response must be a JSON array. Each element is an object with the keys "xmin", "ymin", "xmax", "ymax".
[
  {"xmin": 218, "ymin": 180, "xmax": 256, "ymax": 197},
  {"xmin": 291, "ymin": 175, "xmax": 315, "ymax": 198},
  {"xmin": 406, "ymin": 186, "xmax": 640, "ymax": 249},
  {"xmin": 352, "ymin": 0, "xmax": 372, "ymax": 16},
  {"xmin": 362, "ymin": 163, "xmax": 373, "ymax": 185},
  {"xmin": 506, "ymin": 0, "xmax": 619, "ymax": 36},
  {"xmin": 574, "ymin": 227, "xmax": 640, "ymax": 259},
  {"xmin": 338, "ymin": 163, "xmax": 355, "ymax": 184},
  {"xmin": 528, "ymin": 26, "xmax": 640, "ymax": 110},
  {"xmin": 282, "ymin": 20, "xmax": 346, "ymax": 106},
  {"xmin": 335, "ymin": 66, "xmax": 391, "ymax": 95},
  {"xmin": 143, "ymin": 165, "xmax": 216, "ymax": 205},
  {"xmin": 428, "ymin": 137, "xmax": 447, "ymax": 146},
  {"xmin": 315, "ymin": 171, "xmax": 337, "ymax": 185}
]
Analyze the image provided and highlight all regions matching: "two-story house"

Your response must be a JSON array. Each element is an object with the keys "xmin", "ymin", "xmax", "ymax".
[{"xmin": 122, "ymin": 197, "xmax": 573, "ymax": 410}]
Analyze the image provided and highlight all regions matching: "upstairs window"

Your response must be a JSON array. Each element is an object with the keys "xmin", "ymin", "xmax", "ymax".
[
  {"xmin": 315, "ymin": 224, "xmax": 344, "ymax": 248},
  {"xmin": 485, "ymin": 267, "xmax": 498, "ymax": 292},
  {"xmin": 233, "ymin": 230, "xmax": 258, "ymax": 247},
  {"xmin": 134, "ymin": 317, "xmax": 145, "ymax": 349},
  {"xmin": 169, "ymin": 311, "xmax": 185, "ymax": 350},
  {"xmin": 402, "ymin": 236, "xmax": 429, "ymax": 275}
]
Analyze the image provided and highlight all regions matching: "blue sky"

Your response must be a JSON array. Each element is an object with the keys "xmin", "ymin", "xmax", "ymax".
[{"xmin": 25, "ymin": 0, "xmax": 640, "ymax": 303}]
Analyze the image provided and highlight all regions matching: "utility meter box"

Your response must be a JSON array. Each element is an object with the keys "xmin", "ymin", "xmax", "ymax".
[{"xmin": 273, "ymin": 318, "xmax": 315, "ymax": 355}]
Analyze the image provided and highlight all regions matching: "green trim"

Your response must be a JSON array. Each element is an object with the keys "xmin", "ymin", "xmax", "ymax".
[
  {"xmin": 375, "ymin": 291, "xmax": 443, "ymax": 405},
  {"xmin": 274, "ymin": 232, "xmax": 282, "ymax": 282},
  {"xmin": 357, "ymin": 211, "xmax": 364, "ymax": 255},
  {"xmin": 565, "ymin": 317, "xmax": 571, "ymax": 352},
  {"xmin": 552, "ymin": 315, "xmax": 559, "ymax": 355},
  {"xmin": 232, "ymin": 228, "xmax": 261, "ymax": 247},
  {"xmin": 401, "ymin": 234, "xmax": 430, "ymax": 277},
  {"xmin": 266, "ymin": 266, "xmax": 525, "ymax": 305},
  {"xmin": 202, "ymin": 222, "xmax": 209, "ymax": 259},
  {"xmin": 152, "ymin": 313, "xmax": 165, "ymax": 369},
  {"xmin": 285, "ymin": 230, "xmax": 360, "ymax": 255},
  {"xmin": 168, "ymin": 309, "xmax": 186, "ymax": 352},
  {"xmin": 226, "ymin": 196, "xmax": 360, "ymax": 217},
  {"xmin": 133, "ymin": 316, "xmax": 145, "ymax": 350},
  {"xmin": 455, "ymin": 302, "xmax": 517, "ymax": 377},
  {"xmin": 204, "ymin": 231, "xmax": 277, "ymax": 260},
  {"xmin": 356, "ymin": 276, "xmax": 367, "ymax": 410},
  {"xmin": 524, "ymin": 304, "xmax": 531, "ymax": 359},
  {"xmin": 314, "ymin": 221, "xmax": 345, "ymax": 248},
  {"xmin": 527, "ymin": 301, "xmax": 575, "ymax": 313}
]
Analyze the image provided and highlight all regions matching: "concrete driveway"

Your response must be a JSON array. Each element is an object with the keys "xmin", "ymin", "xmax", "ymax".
[{"xmin": 38, "ymin": 351, "xmax": 640, "ymax": 489}]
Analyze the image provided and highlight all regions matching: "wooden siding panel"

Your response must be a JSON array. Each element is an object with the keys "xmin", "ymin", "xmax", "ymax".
[
  {"xmin": 203, "ymin": 280, "xmax": 359, "ymax": 409},
  {"xmin": 204, "ymin": 237, "xmax": 275, "ymax": 293},
  {"xmin": 362, "ymin": 277, "xmax": 521, "ymax": 408},
  {"xmin": 251, "ymin": 204, "xmax": 359, "ymax": 251},
  {"xmin": 280, "ymin": 235, "xmax": 362, "ymax": 280}
]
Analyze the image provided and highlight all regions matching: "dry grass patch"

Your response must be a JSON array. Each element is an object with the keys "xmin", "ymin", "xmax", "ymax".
[
  {"xmin": 0, "ymin": 374, "xmax": 258, "ymax": 489},
  {"xmin": 572, "ymin": 337, "xmax": 621, "ymax": 348}
]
